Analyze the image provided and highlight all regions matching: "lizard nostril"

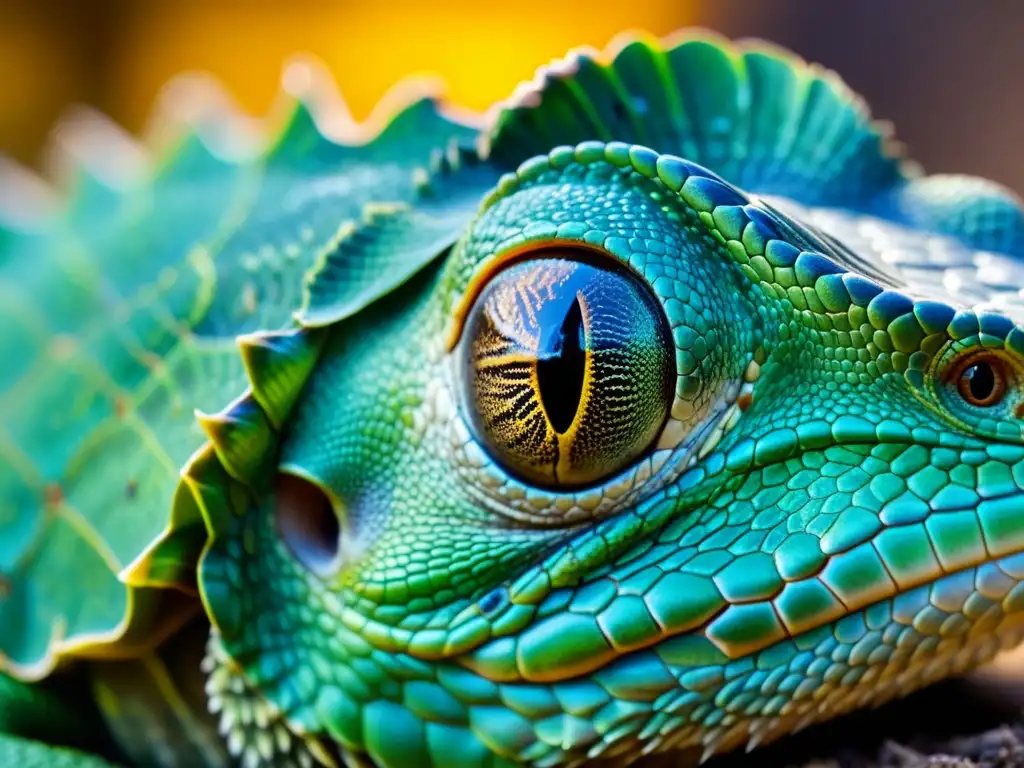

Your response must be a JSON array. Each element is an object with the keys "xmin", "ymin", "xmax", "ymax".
[{"xmin": 274, "ymin": 472, "xmax": 341, "ymax": 578}]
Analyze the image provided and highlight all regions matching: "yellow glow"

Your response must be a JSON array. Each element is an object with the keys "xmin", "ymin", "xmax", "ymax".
[{"xmin": 0, "ymin": 2, "xmax": 697, "ymax": 163}]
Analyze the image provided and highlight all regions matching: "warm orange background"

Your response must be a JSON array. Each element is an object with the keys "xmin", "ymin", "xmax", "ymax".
[
  {"xmin": 2, "ymin": 1, "xmax": 1024, "ymax": 192},
  {"xmin": 3, "ymin": 0, "xmax": 702, "ymax": 162}
]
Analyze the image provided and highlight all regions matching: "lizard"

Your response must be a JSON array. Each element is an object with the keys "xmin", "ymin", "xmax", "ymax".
[{"xmin": 2, "ymin": 28, "xmax": 1024, "ymax": 768}]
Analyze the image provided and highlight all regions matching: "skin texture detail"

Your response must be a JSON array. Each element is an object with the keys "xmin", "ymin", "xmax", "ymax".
[{"xmin": 4, "ymin": 28, "xmax": 1024, "ymax": 768}]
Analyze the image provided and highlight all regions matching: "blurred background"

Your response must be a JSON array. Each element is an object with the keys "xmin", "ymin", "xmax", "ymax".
[{"xmin": 1, "ymin": 0, "xmax": 1022, "ymax": 192}]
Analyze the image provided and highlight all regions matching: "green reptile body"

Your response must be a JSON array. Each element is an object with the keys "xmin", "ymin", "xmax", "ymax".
[{"xmin": 3, "ymin": 29, "xmax": 1024, "ymax": 768}]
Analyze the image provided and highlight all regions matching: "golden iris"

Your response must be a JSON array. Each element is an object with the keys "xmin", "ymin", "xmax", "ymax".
[
  {"xmin": 461, "ymin": 253, "xmax": 673, "ymax": 488},
  {"xmin": 954, "ymin": 354, "xmax": 1006, "ymax": 407}
]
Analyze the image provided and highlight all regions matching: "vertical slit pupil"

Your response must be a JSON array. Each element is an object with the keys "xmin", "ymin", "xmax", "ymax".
[
  {"xmin": 537, "ymin": 297, "xmax": 586, "ymax": 434},
  {"xmin": 967, "ymin": 363, "xmax": 995, "ymax": 401}
]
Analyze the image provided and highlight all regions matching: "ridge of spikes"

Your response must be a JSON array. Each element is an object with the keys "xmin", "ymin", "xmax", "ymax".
[
  {"xmin": 195, "ymin": 396, "xmax": 275, "ymax": 491},
  {"xmin": 0, "ymin": 54, "xmax": 484, "ymax": 233},
  {"xmin": 192, "ymin": 327, "xmax": 324, "ymax": 496},
  {"xmin": 237, "ymin": 328, "xmax": 327, "ymax": 430},
  {"xmin": 183, "ymin": 327, "xmax": 325, "ymax": 548}
]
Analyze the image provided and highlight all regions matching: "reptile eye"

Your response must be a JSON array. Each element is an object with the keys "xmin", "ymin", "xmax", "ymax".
[
  {"xmin": 955, "ymin": 356, "xmax": 1006, "ymax": 407},
  {"xmin": 461, "ymin": 253, "xmax": 673, "ymax": 488}
]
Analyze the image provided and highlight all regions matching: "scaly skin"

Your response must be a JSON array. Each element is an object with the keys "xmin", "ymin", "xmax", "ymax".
[
  {"xmin": 194, "ymin": 35, "xmax": 1024, "ymax": 768},
  {"xmin": 5, "ymin": 30, "xmax": 1024, "ymax": 768}
]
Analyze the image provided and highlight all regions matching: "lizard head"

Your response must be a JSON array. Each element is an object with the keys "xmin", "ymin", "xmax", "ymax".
[{"xmin": 192, "ymin": 34, "xmax": 1024, "ymax": 768}]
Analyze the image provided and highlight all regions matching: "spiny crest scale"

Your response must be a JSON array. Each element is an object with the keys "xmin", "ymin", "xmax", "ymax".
[
  {"xmin": 237, "ymin": 328, "xmax": 327, "ymax": 430},
  {"xmin": 479, "ymin": 29, "xmax": 914, "ymax": 208}
]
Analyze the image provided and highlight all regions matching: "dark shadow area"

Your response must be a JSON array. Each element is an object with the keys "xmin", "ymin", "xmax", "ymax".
[{"xmin": 709, "ymin": 676, "xmax": 1024, "ymax": 767}]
